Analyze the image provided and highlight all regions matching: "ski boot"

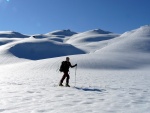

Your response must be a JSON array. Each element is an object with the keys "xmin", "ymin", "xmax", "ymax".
[{"xmin": 65, "ymin": 84, "xmax": 70, "ymax": 87}]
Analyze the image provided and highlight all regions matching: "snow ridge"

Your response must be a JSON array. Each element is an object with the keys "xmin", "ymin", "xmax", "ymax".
[{"xmin": 0, "ymin": 25, "xmax": 150, "ymax": 69}]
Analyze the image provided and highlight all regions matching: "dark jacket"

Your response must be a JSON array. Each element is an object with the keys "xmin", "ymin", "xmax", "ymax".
[{"xmin": 63, "ymin": 61, "xmax": 75, "ymax": 72}]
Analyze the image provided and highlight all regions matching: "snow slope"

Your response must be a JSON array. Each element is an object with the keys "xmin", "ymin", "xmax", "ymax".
[
  {"xmin": 99, "ymin": 25, "xmax": 150, "ymax": 53},
  {"xmin": 66, "ymin": 29, "xmax": 119, "ymax": 53},
  {"xmin": 93, "ymin": 25, "xmax": 150, "ymax": 69},
  {"xmin": 0, "ymin": 26, "xmax": 150, "ymax": 113}
]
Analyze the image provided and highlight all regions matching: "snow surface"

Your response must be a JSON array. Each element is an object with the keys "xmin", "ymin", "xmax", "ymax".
[{"xmin": 0, "ymin": 26, "xmax": 150, "ymax": 113}]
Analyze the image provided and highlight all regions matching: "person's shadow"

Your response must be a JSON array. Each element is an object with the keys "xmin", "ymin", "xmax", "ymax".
[{"xmin": 74, "ymin": 87, "xmax": 105, "ymax": 92}]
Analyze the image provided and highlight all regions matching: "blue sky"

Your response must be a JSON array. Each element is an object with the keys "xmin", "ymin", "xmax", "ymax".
[{"xmin": 0, "ymin": 0, "xmax": 150, "ymax": 35}]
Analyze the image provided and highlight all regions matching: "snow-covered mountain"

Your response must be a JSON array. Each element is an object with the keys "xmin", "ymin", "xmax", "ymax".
[
  {"xmin": 0, "ymin": 26, "xmax": 150, "ymax": 113},
  {"xmin": 46, "ymin": 29, "xmax": 77, "ymax": 36},
  {"xmin": 100, "ymin": 25, "xmax": 150, "ymax": 53},
  {"xmin": 0, "ymin": 31, "xmax": 29, "ymax": 38},
  {"xmin": 1, "ymin": 26, "xmax": 149, "ymax": 69}
]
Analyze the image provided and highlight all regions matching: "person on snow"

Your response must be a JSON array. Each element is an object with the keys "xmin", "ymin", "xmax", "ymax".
[{"xmin": 59, "ymin": 57, "xmax": 77, "ymax": 87}]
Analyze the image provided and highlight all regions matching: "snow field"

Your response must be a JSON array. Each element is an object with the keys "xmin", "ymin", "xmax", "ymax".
[
  {"xmin": 0, "ymin": 25, "xmax": 150, "ymax": 113},
  {"xmin": 0, "ymin": 61, "xmax": 150, "ymax": 113}
]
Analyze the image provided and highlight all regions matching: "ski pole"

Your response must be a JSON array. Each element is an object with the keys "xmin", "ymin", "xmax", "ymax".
[{"xmin": 75, "ymin": 65, "xmax": 77, "ymax": 87}]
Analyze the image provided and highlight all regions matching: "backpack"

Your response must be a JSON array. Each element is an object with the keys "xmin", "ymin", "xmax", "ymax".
[{"xmin": 59, "ymin": 61, "xmax": 65, "ymax": 72}]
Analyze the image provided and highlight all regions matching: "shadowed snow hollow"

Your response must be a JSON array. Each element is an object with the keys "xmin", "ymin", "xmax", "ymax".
[{"xmin": 9, "ymin": 41, "xmax": 85, "ymax": 60}]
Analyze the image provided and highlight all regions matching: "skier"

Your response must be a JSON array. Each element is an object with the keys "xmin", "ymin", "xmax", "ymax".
[{"xmin": 59, "ymin": 57, "xmax": 77, "ymax": 87}]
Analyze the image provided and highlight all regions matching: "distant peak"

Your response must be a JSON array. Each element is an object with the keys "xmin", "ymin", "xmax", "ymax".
[
  {"xmin": 46, "ymin": 29, "xmax": 77, "ymax": 36},
  {"xmin": 139, "ymin": 25, "xmax": 150, "ymax": 29},
  {"xmin": 135, "ymin": 25, "xmax": 150, "ymax": 32},
  {"xmin": 64, "ymin": 29, "xmax": 71, "ymax": 32},
  {"xmin": 0, "ymin": 31, "xmax": 13, "ymax": 34},
  {"xmin": 142, "ymin": 24, "xmax": 150, "ymax": 27},
  {"xmin": 85, "ymin": 29, "xmax": 112, "ymax": 34},
  {"xmin": 121, "ymin": 25, "xmax": 150, "ymax": 37},
  {"xmin": 0, "ymin": 31, "xmax": 29, "ymax": 38},
  {"xmin": 0, "ymin": 31, "xmax": 23, "ymax": 34},
  {"xmin": 94, "ymin": 29, "xmax": 111, "ymax": 33}
]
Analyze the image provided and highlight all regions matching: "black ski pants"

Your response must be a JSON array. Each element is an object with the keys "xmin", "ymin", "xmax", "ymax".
[{"xmin": 60, "ymin": 71, "xmax": 70, "ymax": 85}]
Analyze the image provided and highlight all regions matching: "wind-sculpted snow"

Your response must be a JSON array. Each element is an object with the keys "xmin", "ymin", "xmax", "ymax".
[{"xmin": 9, "ymin": 41, "xmax": 85, "ymax": 60}]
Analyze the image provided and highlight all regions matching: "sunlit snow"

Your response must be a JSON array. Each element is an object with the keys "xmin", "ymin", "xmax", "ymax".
[{"xmin": 0, "ymin": 25, "xmax": 150, "ymax": 113}]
